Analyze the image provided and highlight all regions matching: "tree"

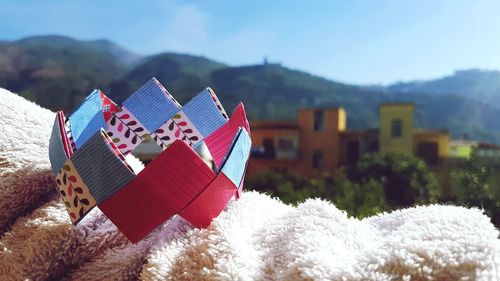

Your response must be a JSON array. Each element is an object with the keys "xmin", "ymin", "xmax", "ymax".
[
  {"xmin": 451, "ymin": 151, "xmax": 500, "ymax": 226},
  {"xmin": 246, "ymin": 152, "xmax": 440, "ymax": 218},
  {"xmin": 352, "ymin": 152, "xmax": 439, "ymax": 208},
  {"xmin": 332, "ymin": 169, "xmax": 389, "ymax": 218},
  {"xmin": 246, "ymin": 172, "xmax": 331, "ymax": 205}
]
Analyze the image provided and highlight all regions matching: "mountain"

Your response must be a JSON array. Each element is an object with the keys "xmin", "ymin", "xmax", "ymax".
[
  {"xmin": 386, "ymin": 69, "xmax": 500, "ymax": 107},
  {"xmin": 109, "ymin": 52, "xmax": 227, "ymax": 105},
  {"xmin": 112, "ymin": 60, "xmax": 385, "ymax": 128},
  {"xmin": 0, "ymin": 35, "xmax": 141, "ymax": 110},
  {"xmin": 384, "ymin": 92, "xmax": 500, "ymax": 142},
  {"xmin": 1, "ymin": 35, "xmax": 500, "ymax": 143},
  {"xmin": 115, "ymin": 59, "xmax": 500, "ymax": 142},
  {"xmin": 208, "ymin": 64, "xmax": 384, "ymax": 126},
  {"xmin": 16, "ymin": 35, "xmax": 141, "ymax": 66}
]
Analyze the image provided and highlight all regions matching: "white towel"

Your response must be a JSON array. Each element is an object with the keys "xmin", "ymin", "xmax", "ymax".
[{"xmin": 0, "ymin": 88, "xmax": 499, "ymax": 280}]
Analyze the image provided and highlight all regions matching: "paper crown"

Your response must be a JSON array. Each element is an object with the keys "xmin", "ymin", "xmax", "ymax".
[{"xmin": 48, "ymin": 78, "xmax": 251, "ymax": 243}]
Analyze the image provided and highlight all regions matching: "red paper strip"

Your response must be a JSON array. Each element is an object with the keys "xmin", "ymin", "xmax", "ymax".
[
  {"xmin": 138, "ymin": 140, "xmax": 216, "ymax": 212},
  {"xmin": 100, "ymin": 90, "xmax": 119, "ymax": 122},
  {"xmin": 205, "ymin": 103, "xmax": 250, "ymax": 168},
  {"xmin": 98, "ymin": 177, "xmax": 177, "ymax": 243},
  {"xmin": 178, "ymin": 172, "xmax": 237, "ymax": 228},
  {"xmin": 57, "ymin": 111, "xmax": 74, "ymax": 158}
]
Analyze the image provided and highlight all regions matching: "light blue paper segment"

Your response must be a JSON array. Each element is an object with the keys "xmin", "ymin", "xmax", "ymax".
[
  {"xmin": 49, "ymin": 115, "xmax": 68, "ymax": 176},
  {"xmin": 71, "ymin": 130, "xmax": 135, "ymax": 204},
  {"xmin": 68, "ymin": 90, "xmax": 106, "ymax": 148},
  {"xmin": 182, "ymin": 88, "xmax": 227, "ymax": 137},
  {"xmin": 122, "ymin": 78, "xmax": 180, "ymax": 132},
  {"xmin": 220, "ymin": 128, "xmax": 251, "ymax": 187}
]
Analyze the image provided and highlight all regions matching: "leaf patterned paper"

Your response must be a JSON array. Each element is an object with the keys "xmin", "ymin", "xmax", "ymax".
[
  {"xmin": 49, "ymin": 77, "xmax": 251, "ymax": 243},
  {"xmin": 55, "ymin": 159, "xmax": 97, "ymax": 224},
  {"xmin": 105, "ymin": 107, "xmax": 150, "ymax": 155},
  {"xmin": 172, "ymin": 111, "xmax": 203, "ymax": 145},
  {"xmin": 152, "ymin": 118, "xmax": 190, "ymax": 149}
]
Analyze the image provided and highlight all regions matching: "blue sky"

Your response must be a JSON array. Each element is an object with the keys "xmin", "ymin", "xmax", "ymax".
[{"xmin": 1, "ymin": 0, "xmax": 500, "ymax": 84}]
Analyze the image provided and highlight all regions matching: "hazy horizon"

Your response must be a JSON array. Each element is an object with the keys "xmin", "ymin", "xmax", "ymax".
[{"xmin": 2, "ymin": 0, "xmax": 500, "ymax": 85}]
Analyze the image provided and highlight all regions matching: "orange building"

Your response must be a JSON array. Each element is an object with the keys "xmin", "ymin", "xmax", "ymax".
[{"xmin": 248, "ymin": 103, "xmax": 450, "ymax": 178}]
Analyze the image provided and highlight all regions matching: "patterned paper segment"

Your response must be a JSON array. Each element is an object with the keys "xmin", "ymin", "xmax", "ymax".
[
  {"xmin": 116, "ymin": 107, "xmax": 151, "ymax": 138},
  {"xmin": 55, "ymin": 160, "xmax": 97, "ymax": 224},
  {"xmin": 105, "ymin": 107, "xmax": 151, "ymax": 155},
  {"xmin": 101, "ymin": 129, "xmax": 135, "ymax": 173},
  {"xmin": 207, "ymin": 87, "xmax": 228, "ymax": 120},
  {"xmin": 152, "ymin": 119, "xmax": 190, "ymax": 149},
  {"xmin": 100, "ymin": 91, "xmax": 119, "ymax": 122},
  {"xmin": 64, "ymin": 119, "xmax": 77, "ymax": 152},
  {"xmin": 57, "ymin": 112, "xmax": 73, "ymax": 158},
  {"xmin": 172, "ymin": 111, "xmax": 203, "ymax": 145},
  {"xmin": 106, "ymin": 111, "xmax": 143, "ymax": 155}
]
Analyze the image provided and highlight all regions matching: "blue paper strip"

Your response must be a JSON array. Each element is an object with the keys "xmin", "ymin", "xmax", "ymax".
[
  {"xmin": 182, "ymin": 88, "xmax": 227, "ymax": 137},
  {"xmin": 49, "ymin": 115, "xmax": 68, "ymax": 176},
  {"xmin": 122, "ymin": 78, "xmax": 180, "ymax": 132},
  {"xmin": 219, "ymin": 128, "xmax": 251, "ymax": 187},
  {"xmin": 68, "ymin": 90, "xmax": 106, "ymax": 148}
]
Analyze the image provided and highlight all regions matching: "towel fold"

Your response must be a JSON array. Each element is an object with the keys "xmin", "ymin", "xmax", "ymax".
[{"xmin": 1, "ymin": 88, "xmax": 499, "ymax": 280}]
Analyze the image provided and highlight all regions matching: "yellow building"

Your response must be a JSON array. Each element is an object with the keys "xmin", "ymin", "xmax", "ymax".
[
  {"xmin": 379, "ymin": 103, "xmax": 414, "ymax": 154},
  {"xmin": 248, "ymin": 103, "xmax": 451, "ymax": 178},
  {"xmin": 450, "ymin": 140, "xmax": 500, "ymax": 158}
]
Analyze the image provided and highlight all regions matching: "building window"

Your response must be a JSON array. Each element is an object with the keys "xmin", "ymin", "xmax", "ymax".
[
  {"xmin": 391, "ymin": 119, "xmax": 402, "ymax": 137},
  {"xmin": 313, "ymin": 110, "xmax": 324, "ymax": 131},
  {"xmin": 416, "ymin": 142, "xmax": 438, "ymax": 165},
  {"xmin": 346, "ymin": 141, "xmax": 360, "ymax": 165},
  {"xmin": 262, "ymin": 138, "xmax": 275, "ymax": 158},
  {"xmin": 312, "ymin": 150, "xmax": 324, "ymax": 168},
  {"xmin": 277, "ymin": 138, "xmax": 294, "ymax": 150},
  {"xmin": 276, "ymin": 134, "xmax": 299, "ymax": 160}
]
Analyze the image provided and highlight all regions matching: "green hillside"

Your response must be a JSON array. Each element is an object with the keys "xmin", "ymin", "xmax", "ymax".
[
  {"xmin": 109, "ymin": 52, "xmax": 227, "ymax": 105},
  {"xmin": 209, "ymin": 64, "xmax": 384, "ymax": 126},
  {"xmin": 386, "ymin": 69, "xmax": 500, "ymax": 107},
  {"xmin": 385, "ymin": 92, "xmax": 500, "ymax": 142},
  {"xmin": 0, "ymin": 35, "xmax": 135, "ymax": 110},
  {"xmin": 1, "ymin": 35, "xmax": 500, "ymax": 143}
]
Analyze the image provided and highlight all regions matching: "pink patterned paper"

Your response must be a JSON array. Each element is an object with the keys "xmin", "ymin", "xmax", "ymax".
[
  {"xmin": 152, "ymin": 118, "xmax": 190, "ymax": 149},
  {"xmin": 106, "ymin": 107, "xmax": 151, "ymax": 155},
  {"xmin": 172, "ymin": 111, "xmax": 203, "ymax": 146}
]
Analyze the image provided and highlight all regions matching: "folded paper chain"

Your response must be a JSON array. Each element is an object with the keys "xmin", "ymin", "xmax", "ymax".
[{"xmin": 49, "ymin": 78, "xmax": 251, "ymax": 243}]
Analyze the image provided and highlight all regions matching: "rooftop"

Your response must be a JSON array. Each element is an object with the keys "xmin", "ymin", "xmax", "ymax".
[
  {"xmin": 414, "ymin": 128, "xmax": 449, "ymax": 135},
  {"xmin": 250, "ymin": 120, "xmax": 299, "ymax": 130},
  {"xmin": 380, "ymin": 102, "xmax": 415, "ymax": 107}
]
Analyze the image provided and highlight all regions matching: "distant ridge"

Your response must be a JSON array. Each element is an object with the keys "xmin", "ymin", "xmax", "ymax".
[
  {"xmin": 1, "ymin": 35, "xmax": 500, "ymax": 143},
  {"xmin": 16, "ymin": 35, "xmax": 142, "ymax": 65},
  {"xmin": 386, "ymin": 69, "xmax": 500, "ymax": 105}
]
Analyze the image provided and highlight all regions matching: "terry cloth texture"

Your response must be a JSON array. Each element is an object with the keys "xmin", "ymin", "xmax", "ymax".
[{"xmin": 0, "ymin": 88, "xmax": 499, "ymax": 281}]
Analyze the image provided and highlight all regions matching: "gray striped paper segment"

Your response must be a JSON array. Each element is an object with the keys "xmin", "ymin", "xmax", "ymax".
[
  {"xmin": 49, "ymin": 115, "xmax": 68, "ymax": 176},
  {"xmin": 71, "ymin": 130, "xmax": 136, "ymax": 203},
  {"xmin": 182, "ymin": 88, "xmax": 228, "ymax": 137},
  {"xmin": 123, "ymin": 78, "xmax": 181, "ymax": 132}
]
